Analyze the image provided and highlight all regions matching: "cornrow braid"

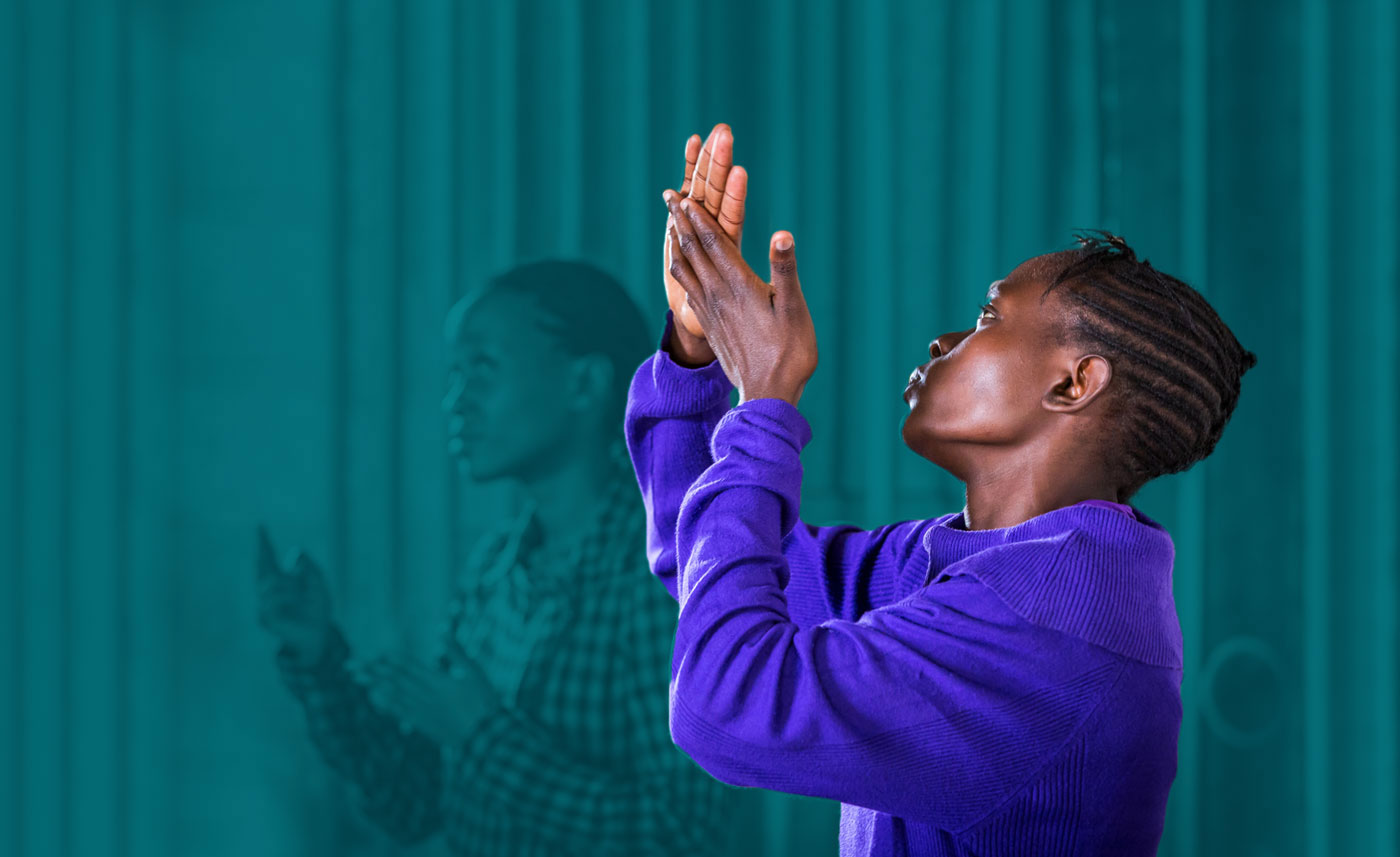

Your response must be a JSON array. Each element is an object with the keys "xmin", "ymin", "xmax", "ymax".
[{"xmin": 1040, "ymin": 229, "xmax": 1259, "ymax": 503}]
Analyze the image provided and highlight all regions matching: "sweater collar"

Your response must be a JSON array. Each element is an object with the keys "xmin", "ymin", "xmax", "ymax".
[{"xmin": 919, "ymin": 501, "xmax": 1182, "ymax": 668}]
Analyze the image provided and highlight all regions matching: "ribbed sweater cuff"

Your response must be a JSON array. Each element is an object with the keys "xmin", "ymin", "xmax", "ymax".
[
  {"xmin": 635, "ymin": 309, "xmax": 735, "ymax": 416},
  {"xmin": 710, "ymin": 397, "xmax": 813, "ymax": 461}
]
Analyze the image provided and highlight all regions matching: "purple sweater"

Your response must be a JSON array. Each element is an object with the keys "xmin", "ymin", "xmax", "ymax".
[{"xmin": 623, "ymin": 311, "xmax": 1184, "ymax": 857}]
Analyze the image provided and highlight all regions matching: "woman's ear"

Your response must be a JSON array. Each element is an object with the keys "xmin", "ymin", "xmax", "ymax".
[
  {"xmin": 564, "ymin": 353, "xmax": 615, "ymax": 413},
  {"xmin": 1044, "ymin": 353, "xmax": 1113, "ymax": 413}
]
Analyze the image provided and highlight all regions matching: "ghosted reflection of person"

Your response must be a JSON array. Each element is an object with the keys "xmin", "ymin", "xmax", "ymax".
[{"xmin": 256, "ymin": 260, "xmax": 735, "ymax": 855}]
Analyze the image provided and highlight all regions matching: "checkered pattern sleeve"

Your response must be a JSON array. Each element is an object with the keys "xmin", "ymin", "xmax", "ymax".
[
  {"xmin": 452, "ymin": 578, "xmax": 732, "ymax": 856},
  {"xmin": 276, "ymin": 625, "xmax": 445, "ymax": 845}
]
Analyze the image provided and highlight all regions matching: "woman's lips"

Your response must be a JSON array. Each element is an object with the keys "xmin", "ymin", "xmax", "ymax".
[
  {"xmin": 447, "ymin": 414, "xmax": 483, "ymax": 451},
  {"xmin": 448, "ymin": 431, "xmax": 482, "ymax": 455},
  {"xmin": 904, "ymin": 365, "xmax": 929, "ymax": 404}
]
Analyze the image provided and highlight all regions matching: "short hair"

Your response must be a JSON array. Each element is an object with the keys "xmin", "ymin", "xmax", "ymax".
[
  {"xmin": 1039, "ymin": 230, "xmax": 1259, "ymax": 503},
  {"xmin": 463, "ymin": 259, "xmax": 654, "ymax": 426}
]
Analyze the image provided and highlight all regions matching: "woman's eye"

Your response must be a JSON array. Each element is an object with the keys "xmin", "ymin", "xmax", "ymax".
[{"xmin": 975, "ymin": 303, "xmax": 995, "ymax": 322}]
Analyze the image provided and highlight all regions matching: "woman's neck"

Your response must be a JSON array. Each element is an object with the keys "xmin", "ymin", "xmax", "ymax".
[
  {"xmin": 519, "ymin": 441, "xmax": 620, "ymax": 554},
  {"xmin": 961, "ymin": 470, "xmax": 1119, "ymax": 531}
]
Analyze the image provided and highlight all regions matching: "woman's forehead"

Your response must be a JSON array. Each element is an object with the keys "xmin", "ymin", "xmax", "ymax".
[
  {"xmin": 1003, "ymin": 253, "xmax": 1060, "ymax": 286},
  {"xmin": 989, "ymin": 259, "xmax": 1079, "ymax": 341},
  {"xmin": 995, "ymin": 254, "xmax": 1070, "ymax": 301},
  {"xmin": 451, "ymin": 294, "xmax": 559, "ymax": 356},
  {"xmin": 453, "ymin": 291, "xmax": 531, "ymax": 333}
]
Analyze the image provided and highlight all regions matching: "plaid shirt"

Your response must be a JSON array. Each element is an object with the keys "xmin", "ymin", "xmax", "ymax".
[{"xmin": 276, "ymin": 447, "xmax": 737, "ymax": 856}]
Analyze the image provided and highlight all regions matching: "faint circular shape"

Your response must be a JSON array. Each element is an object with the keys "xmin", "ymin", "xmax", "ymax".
[{"xmin": 1198, "ymin": 635, "xmax": 1286, "ymax": 748}]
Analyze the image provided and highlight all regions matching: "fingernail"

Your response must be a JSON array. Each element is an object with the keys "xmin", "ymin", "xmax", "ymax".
[
  {"xmin": 681, "ymin": 199, "xmax": 693, "ymax": 212},
  {"xmin": 662, "ymin": 190, "xmax": 674, "ymax": 203},
  {"xmin": 776, "ymin": 236, "xmax": 792, "ymax": 252}
]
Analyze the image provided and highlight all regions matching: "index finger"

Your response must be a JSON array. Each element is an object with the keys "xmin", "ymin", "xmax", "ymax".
[
  {"xmin": 676, "ymin": 134, "xmax": 702, "ymax": 197},
  {"xmin": 700, "ymin": 124, "xmax": 733, "ymax": 218},
  {"xmin": 256, "ymin": 525, "xmax": 281, "ymax": 579},
  {"xmin": 363, "ymin": 659, "xmax": 424, "ymax": 692},
  {"xmin": 687, "ymin": 124, "xmax": 722, "ymax": 208},
  {"xmin": 717, "ymin": 165, "xmax": 747, "ymax": 246},
  {"xmin": 394, "ymin": 655, "xmax": 445, "ymax": 686},
  {"xmin": 678, "ymin": 196, "xmax": 745, "ymax": 277}
]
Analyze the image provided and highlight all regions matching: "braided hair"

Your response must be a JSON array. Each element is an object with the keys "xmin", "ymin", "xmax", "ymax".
[{"xmin": 1038, "ymin": 230, "xmax": 1259, "ymax": 503}]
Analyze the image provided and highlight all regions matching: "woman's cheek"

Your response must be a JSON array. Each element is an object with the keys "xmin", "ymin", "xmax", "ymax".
[
  {"xmin": 949, "ymin": 359, "xmax": 1021, "ymax": 440},
  {"xmin": 506, "ymin": 392, "xmax": 574, "ymax": 456}
]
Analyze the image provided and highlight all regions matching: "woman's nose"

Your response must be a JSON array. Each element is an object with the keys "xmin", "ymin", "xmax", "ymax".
[
  {"xmin": 442, "ymin": 381, "xmax": 466, "ymax": 414},
  {"xmin": 928, "ymin": 329, "xmax": 970, "ymax": 360}
]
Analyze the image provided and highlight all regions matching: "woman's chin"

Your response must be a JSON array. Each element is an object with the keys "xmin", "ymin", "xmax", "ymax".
[
  {"xmin": 900, "ymin": 414, "xmax": 923, "ymax": 450},
  {"xmin": 901, "ymin": 416, "xmax": 949, "ymax": 463},
  {"xmin": 454, "ymin": 452, "xmax": 497, "ymax": 483}
]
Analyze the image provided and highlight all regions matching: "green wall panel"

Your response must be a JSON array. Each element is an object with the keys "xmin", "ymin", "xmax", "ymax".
[{"xmin": 3, "ymin": 0, "xmax": 1397, "ymax": 854}]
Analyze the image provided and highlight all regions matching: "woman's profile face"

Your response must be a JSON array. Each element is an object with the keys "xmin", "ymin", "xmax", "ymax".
[
  {"xmin": 900, "ymin": 254, "xmax": 1081, "ymax": 475},
  {"xmin": 442, "ymin": 290, "xmax": 575, "ymax": 483}
]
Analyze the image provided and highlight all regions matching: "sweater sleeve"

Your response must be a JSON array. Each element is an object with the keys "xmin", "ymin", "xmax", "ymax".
[
  {"xmin": 276, "ymin": 626, "xmax": 444, "ymax": 845},
  {"xmin": 622, "ymin": 309, "xmax": 736, "ymax": 605},
  {"xmin": 624, "ymin": 309, "xmax": 918, "ymax": 623},
  {"xmin": 668, "ymin": 398, "xmax": 1129, "ymax": 831}
]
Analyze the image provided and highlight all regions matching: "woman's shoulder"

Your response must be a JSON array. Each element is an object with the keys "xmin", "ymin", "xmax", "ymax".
[{"xmin": 910, "ymin": 510, "xmax": 1182, "ymax": 669}]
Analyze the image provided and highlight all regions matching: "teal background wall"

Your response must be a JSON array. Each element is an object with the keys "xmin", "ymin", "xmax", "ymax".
[{"xmin": 3, "ymin": 0, "xmax": 1397, "ymax": 855}]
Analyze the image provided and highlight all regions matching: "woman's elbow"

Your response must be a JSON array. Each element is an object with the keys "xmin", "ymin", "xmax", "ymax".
[
  {"xmin": 668, "ymin": 729, "xmax": 752, "ymax": 789},
  {"xmin": 668, "ymin": 683, "xmax": 762, "ymax": 789}
]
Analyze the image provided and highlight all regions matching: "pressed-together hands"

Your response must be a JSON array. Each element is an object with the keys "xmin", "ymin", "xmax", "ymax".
[
  {"xmin": 663, "ymin": 123, "xmax": 748, "ymax": 348},
  {"xmin": 355, "ymin": 651, "xmax": 500, "ymax": 746},
  {"xmin": 256, "ymin": 525, "xmax": 499, "ymax": 745},
  {"xmin": 257, "ymin": 524, "xmax": 334, "ymax": 666},
  {"xmin": 661, "ymin": 123, "xmax": 818, "ymax": 406}
]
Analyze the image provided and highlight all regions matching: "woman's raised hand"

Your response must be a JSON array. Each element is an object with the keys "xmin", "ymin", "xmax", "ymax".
[
  {"xmin": 256, "ymin": 524, "xmax": 335, "ymax": 667},
  {"xmin": 358, "ymin": 653, "xmax": 500, "ymax": 746},
  {"xmin": 662, "ymin": 192, "xmax": 817, "ymax": 407},
  {"xmin": 663, "ymin": 123, "xmax": 748, "ymax": 341}
]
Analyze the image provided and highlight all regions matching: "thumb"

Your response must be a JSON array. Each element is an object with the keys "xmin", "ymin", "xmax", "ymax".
[
  {"xmin": 256, "ymin": 524, "xmax": 280, "ymax": 576},
  {"xmin": 769, "ymin": 231, "xmax": 802, "ymax": 307},
  {"xmin": 294, "ymin": 551, "xmax": 323, "ymax": 581}
]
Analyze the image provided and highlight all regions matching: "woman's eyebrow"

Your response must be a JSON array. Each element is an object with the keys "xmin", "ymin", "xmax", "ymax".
[{"xmin": 985, "ymin": 280, "xmax": 1004, "ymax": 301}]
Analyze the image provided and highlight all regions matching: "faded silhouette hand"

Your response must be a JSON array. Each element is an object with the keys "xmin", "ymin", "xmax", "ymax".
[
  {"xmin": 256, "ymin": 524, "xmax": 335, "ymax": 667},
  {"xmin": 359, "ymin": 652, "xmax": 501, "ymax": 746}
]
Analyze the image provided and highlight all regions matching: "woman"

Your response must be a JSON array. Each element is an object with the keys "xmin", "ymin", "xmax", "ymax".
[
  {"xmin": 627, "ymin": 123, "xmax": 1258, "ymax": 855},
  {"xmin": 257, "ymin": 260, "xmax": 735, "ymax": 855}
]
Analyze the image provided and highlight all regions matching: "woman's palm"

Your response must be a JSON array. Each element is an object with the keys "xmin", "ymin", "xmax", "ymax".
[{"xmin": 663, "ymin": 123, "xmax": 747, "ymax": 337}]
